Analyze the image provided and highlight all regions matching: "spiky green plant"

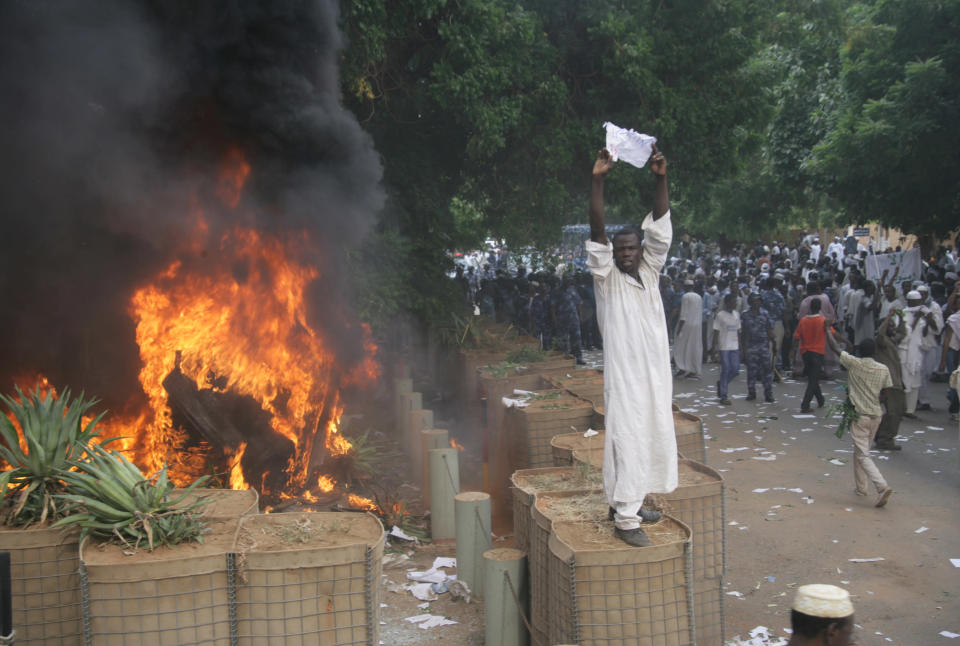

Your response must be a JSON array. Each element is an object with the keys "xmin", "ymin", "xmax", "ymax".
[
  {"xmin": 0, "ymin": 386, "xmax": 107, "ymax": 527},
  {"xmin": 54, "ymin": 443, "xmax": 210, "ymax": 551}
]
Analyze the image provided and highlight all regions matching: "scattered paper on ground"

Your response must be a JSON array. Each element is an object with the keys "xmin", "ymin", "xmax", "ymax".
[
  {"xmin": 848, "ymin": 557, "xmax": 885, "ymax": 563},
  {"xmin": 404, "ymin": 614, "xmax": 458, "ymax": 629}
]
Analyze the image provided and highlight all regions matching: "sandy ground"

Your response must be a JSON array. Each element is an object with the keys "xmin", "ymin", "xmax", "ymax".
[{"xmin": 378, "ymin": 351, "xmax": 960, "ymax": 645}]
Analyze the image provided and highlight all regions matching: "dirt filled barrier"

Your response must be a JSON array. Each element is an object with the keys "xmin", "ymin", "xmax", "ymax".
[
  {"xmin": 547, "ymin": 516, "xmax": 694, "ymax": 646},
  {"xmin": 509, "ymin": 466, "xmax": 602, "ymax": 553},
  {"xmin": 570, "ymin": 409, "xmax": 702, "ymax": 469},
  {"xmin": 529, "ymin": 491, "xmax": 608, "ymax": 646},
  {"xmin": 542, "ymin": 369, "xmax": 605, "ymax": 409},
  {"xmin": 664, "ymin": 459, "xmax": 725, "ymax": 580},
  {"xmin": 504, "ymin": 393, "xmax": 596, "ymax": 469},
  {"xmin": 79, "ymin": 518, "xmax": 240, "ymax": 646},
  {"xmin": 673, "ymin": 411, "xmax": 707, "ymax": 464},
  {"xmin": 551, "ymin": 430, "xmax": 605, "ymax": 466},
  {"xmin": 234, "ymin": 512, "xmax": 385, "ymax": 646},
  {"xmin": 693, "ymin": 576, "xmax": 725, "ymax": 646},
  {"xmin": 0, "ymin": 525, "xmax": 81, "ymax": 645}
]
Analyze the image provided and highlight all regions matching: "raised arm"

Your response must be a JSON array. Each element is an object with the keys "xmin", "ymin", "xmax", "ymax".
[
  {"xmin": 649, "ymin": 144, "xmax": 669, "ymax": 220},
  {"xmin": 589, "ymin": 149, "xmax": 615, "ymax": 243}
]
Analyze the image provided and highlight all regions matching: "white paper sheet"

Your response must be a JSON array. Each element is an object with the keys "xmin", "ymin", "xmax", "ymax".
[{"xmin": 603, "ymin": 122, "xmax": 657, "ymax": 168}]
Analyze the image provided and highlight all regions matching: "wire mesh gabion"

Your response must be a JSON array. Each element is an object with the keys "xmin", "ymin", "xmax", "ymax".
[
  {"xmin": 548, "ymin": 516, "xmax": 695, "ymax": 646},
  {"xmin": 0, "ymin": 526, "xmax": 81, "ymax": 645}
]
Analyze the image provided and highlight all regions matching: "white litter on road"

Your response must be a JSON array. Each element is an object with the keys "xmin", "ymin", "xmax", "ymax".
[
  {"xmin": 390, "ymin": 526, "xmax": 418, "ymax": 542},
  {"xmin": 404, "ymin": 614, "xmax": 458, "ymax": 629},
  {"xmin": 915, "ymin": 527, "xmax": 929, "ymax": 534},
  {"xmin": 848, "ymin": 557, "xmax": 885, "ymax": 563}
]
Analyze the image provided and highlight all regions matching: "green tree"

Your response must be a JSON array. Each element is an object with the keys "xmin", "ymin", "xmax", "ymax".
[
  {"xmin": 806, "ymin": 0, "xmax": 960, "ymax": 238},
  {"xmin": 339, "ymin": 0, "xmax": 775, "ymax": 329}
]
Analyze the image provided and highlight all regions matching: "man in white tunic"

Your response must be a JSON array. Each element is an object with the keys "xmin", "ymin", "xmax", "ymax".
[
  {"xmin": 586, "ymin": 146, "xmax": 677, "ymax": 547},
  {"xmin": 674, "ymin": 280, "xmax": 703, "ymax": 378}
]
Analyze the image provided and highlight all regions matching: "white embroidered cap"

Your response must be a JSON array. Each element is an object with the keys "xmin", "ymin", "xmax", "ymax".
[
  {"xmin": 792, "ymin": 584, "xmax": 854, "ymax": 618},
  {"xmin": 906, "ymin": 290, "xmax": 922, "ymax": 300}
]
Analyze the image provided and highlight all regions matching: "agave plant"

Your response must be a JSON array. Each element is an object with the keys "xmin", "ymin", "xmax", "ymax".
[
  {"xmin": 54, "ymin": 443, "xmax": 210, "ymax": 550},
  {"xmin": 0, "ymin": 386, "xmax": 107, "ymax": 527}
]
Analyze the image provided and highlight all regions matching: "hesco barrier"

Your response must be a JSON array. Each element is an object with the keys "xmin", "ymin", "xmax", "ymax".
[
  {"xmin": 543, "ymin": 369, "xmax": 606, "ymax": 411},
  {"xmin": 569, "ymin": 410, "xmax": 704, "ymax": 468},
  {"xmin": 551, "ymin": 430, "xmax": 605, "ymax": 466},
  {"xmin": 664, "ymin": 459, "xmax": 725, "ymax": 580},
  {"xmin": 693, "ymin": 576, "xmax": 725, "ymax": 646},
  {"xmin": 509, "ymin": 466, "xmax": 603, "ymax": 553},
  {"xmin": 529, "ymin": 491, "xmax": 608, "ymax": 646},
  {"xmin": 79, "ymin": 518, "xmax": 241, "ymax": 646},
  {"xmin": 504, "ymin": 393, "xmax": 597, "ymax": 468},
  {"xmin": 234, "ymin": 512, "xmax": 384, "ymax": 646},
  {"xmin": 673, "ymin": 411, "xmax": 707, "ymax": 464},
  {"xmin": 547, "ymin": 516, "xmax": 694, "ymax": 646},
  {"xmin": 570, "ymin": 451, "xmax": 726, "ymax": 643},
  {"xmin": 0, "ymin": 525, "xmax": 81, "ymax": 645}
]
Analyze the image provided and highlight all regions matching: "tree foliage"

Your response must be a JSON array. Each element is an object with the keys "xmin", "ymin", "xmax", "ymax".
[{"xmin": 806, "ymin": 0, "xmax": 960, "ymax": 237}]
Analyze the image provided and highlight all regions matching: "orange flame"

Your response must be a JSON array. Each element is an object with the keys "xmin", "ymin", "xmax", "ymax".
[
  {"xmin": 347, "ymin": 494, "xmax": 378, "ymax": 512},
  {"xmin": 450, "ymin": 438, "xmax": 465, "ymax": 452},
  {"xmin": 316, "ymin": 474, "xmax": 336, "ymax": 493},
  {"xmin": 17, "ymin": 147, "xmax": 382, "ymax": 498}
]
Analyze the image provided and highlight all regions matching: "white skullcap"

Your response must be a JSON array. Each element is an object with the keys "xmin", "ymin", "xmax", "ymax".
[
  {"xmin": 906, "ymin": 290, "xmax": 922, "ymax": 300},
  {"xmin": 917, "ymin": 283, "xmax": 929, "ymax": 292},
  {"xmin": 792, "ymin": 584, "xmax": 854, "ymax": 618},
  {"xmin": 684, "ymin": 279, "xmax": 695, "ymax": 286}
]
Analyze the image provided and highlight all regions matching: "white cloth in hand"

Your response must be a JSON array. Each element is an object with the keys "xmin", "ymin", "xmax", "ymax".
[{"xmin": 604, "ymin": 122, "xmax": 657, "ymax": 168}]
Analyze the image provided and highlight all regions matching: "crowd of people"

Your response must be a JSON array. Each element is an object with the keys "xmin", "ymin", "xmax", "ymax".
[{"xmin": 454, "ymin": 233, "xmax": 960, "ymax": 440}]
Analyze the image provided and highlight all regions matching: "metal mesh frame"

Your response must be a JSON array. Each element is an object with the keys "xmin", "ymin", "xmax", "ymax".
[
  {"xmin": 693, "ymin": 576, "xmax": 725, "ymax": 646},
  {"xmin": 80, "ymin": 560, "xmax": 233, "ymax": 646},
  {"xmin": 2, "ymin": 531, "xmax": 81, "ymax": 645},
  {"xmin": 235, "ymin": 555, "xmax": 372, "ymax": 645},
  {"xmin": 674, "ymin": 412, "xmax": 707, "ymax": 465},
  {"xmin": 664, "ymin": 460, "xmax": 725, "ymax": 580},
  {"xmin": 528, "ymin": 505, "xmax": 552, "ymax": 640},
  {"xmin": 511, "ymin": 486, "xmax": 530, "ymax": 553},
  {"xmin": 518, "ymin": 403, "xmax": 595, "ymax": 468},
  {"xmin": 549, "ymin": 520, "xmax": 695, "ymax": 646}
]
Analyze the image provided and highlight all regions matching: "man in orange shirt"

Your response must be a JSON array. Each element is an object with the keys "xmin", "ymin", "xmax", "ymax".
[{"xmin": 793, "ymin": 298, "xmax": 836, "ymax": 413}]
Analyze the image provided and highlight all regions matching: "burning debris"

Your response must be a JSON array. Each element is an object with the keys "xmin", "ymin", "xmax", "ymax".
[{"xmin": 0, "ymin": 1, "xmax": 386, "ymax": 505}]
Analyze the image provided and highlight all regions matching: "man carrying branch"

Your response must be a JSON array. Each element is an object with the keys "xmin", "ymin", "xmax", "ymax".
[{"xmin": 586, "ymin": 145, "xmax": 676, "ymax": 547}]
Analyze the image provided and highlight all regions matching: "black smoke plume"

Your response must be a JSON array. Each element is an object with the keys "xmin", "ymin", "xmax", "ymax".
[{"xmin": 0, "ymin": 0, "xmax": 383, "ymax": 406}]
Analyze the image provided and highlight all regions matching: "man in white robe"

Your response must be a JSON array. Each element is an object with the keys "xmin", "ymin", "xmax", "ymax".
[
  {"xmin": 674, "ymin": 280, "xmax": 703, "ymax": 378},
  {"xmin": 586, "ymin": 146, "xmax": 677, "ymax": 547}
]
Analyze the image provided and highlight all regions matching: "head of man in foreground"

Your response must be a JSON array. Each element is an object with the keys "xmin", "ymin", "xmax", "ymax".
[{"xmin": 788, "ymin": 584, "xmax": 856, "ymax": 646}]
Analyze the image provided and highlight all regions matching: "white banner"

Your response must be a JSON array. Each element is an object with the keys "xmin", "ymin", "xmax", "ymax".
[{"xmin": 865, "ymin": 248, "xmax": 922, "ymax": 284}]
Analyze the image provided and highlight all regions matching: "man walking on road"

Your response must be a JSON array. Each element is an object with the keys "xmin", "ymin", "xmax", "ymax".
[
  {"xmin": 827, "ymin": 333, "xmax": 894, "ymax": 507},
  {"xmin": 587, "ymin": 145, "xmax": 675, "ymax": 547}
]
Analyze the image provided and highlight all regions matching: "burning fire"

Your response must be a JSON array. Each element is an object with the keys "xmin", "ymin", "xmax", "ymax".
[
  {"xmin": 8, "ymin": 149, "xmax": 380, "ymax": 503},
  {"xmin": 450, "ymin": 438, "xmax": 465, "ymax": 452},
  {"xmin": 347, "ymin": 494, "xmax": 378, "ymax": 512}
]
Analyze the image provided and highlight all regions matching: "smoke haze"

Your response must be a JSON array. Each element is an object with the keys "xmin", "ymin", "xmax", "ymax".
[{"xmin": 0, "ymin": 0, "xmax": 384, "ymax": 404}]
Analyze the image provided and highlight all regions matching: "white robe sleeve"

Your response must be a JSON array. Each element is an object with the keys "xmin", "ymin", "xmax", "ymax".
[
  {"xmin": 586, "ymin": 240, "xmax": 614, "ymax": 279},
  {"xmin": 639, "ymin": 210, "xmax": 672, "ymax": 274}
]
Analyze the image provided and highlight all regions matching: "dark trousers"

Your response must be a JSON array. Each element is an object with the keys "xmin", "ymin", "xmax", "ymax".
[
  {"xmin": 876, "ymin": 387, "xmax": 905, "ymax": 446},
  {"xmin": 801, "ymin": 351, "xmax": 824, "ymax": 409}
]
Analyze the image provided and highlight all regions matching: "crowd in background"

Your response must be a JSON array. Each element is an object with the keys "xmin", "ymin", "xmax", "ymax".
[{"xmin": 453, "ymin": 232, "xmax": 960, "ymax": 436}]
